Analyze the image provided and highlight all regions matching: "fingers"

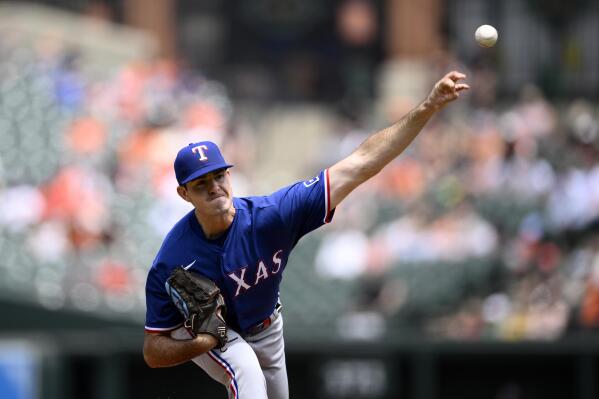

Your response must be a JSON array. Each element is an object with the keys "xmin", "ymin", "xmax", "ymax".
[
  {"xmin": 439, "ymin": 78, "xmax": 463, "ymax": 93},
  {"xmin": 428, "ymin": 71, "xmax": 469, "ymax": 107},
  {"xmin": 438, "ymin": 73, "xmax": 469, "ymax": 94},
  {"xmin": 455, "ymin": 83, "xmax": 470, "ymax": 92},
  {"xmin": 446, "ymin": 70, "xmax": 467, "ymax": 82}
]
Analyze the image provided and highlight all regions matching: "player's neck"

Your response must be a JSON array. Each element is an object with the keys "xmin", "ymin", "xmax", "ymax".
[{"xmin": 195, "ymin": 207, "xmax": 236, "ymax": 240}]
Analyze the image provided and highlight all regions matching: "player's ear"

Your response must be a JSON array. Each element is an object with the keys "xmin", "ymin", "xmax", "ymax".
[{"xmin": 177, "ymin": 185, "xmax": 191, "ymax": 202}]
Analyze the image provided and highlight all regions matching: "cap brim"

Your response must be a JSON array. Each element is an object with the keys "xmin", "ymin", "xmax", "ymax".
[{"xmin": 180, "ymin": 164, "xmax": 234, "ymax": 185}]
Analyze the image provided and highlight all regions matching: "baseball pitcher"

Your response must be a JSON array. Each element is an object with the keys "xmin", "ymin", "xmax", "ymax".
[{"xmin": 143, "ymin": 71, "xmax": 469, "ymax": 398}]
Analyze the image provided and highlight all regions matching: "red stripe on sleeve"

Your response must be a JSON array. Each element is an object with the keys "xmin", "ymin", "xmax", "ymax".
[{"xmin": 324, "ymin": 168, "xmax": 333, "ymax": 223}]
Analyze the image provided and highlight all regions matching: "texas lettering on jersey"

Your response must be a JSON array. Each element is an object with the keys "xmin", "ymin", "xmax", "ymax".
[{"xmin": 228, "ymin": 250, "xmax": 283, "ymax": 296}]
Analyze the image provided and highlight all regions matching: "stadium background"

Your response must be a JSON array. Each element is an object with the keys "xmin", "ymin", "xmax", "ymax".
[{"xmin": 0, "ymin": 0, "xmax": 597, "ymax": 398}]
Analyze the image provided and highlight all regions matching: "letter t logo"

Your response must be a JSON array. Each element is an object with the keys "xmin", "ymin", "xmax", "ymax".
[{"xmin": 192, "ymin": 145, "xmax": 209, "ymax": 161}]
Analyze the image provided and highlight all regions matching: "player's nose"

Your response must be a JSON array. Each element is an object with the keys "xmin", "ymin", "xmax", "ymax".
[{"xmin": 205, "ymin": 178, "xmax": 220, "ymax": 194}]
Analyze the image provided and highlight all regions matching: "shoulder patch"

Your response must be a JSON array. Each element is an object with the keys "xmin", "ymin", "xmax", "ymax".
[{"xmin": 303, "ymin": 175, "xmax": 319, "ymax": 187}]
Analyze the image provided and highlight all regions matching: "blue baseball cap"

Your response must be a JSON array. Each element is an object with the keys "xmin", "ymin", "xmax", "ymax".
[{"xmin": 174, "ymin": 141, "xmax": 234, "ymax": 185}]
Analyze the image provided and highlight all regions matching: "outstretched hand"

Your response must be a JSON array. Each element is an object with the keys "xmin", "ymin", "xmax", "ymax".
[{"xmin": 426, "ymin": 71, "xmax": 470, "ymax": 110}]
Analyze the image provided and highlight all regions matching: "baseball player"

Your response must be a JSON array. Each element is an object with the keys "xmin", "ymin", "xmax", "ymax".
[{"xmin": 143, "ymin": 71, "xmax": 469, "ymax": 398}]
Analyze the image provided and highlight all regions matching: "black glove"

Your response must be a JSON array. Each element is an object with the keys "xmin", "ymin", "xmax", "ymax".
[{"xmin": 166, "ymin": 267, "xmax": 228, "ymax": 348}]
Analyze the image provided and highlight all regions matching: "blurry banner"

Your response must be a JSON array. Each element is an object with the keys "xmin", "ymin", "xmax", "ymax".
[
  {"xmin": 320, "ymin": 358, "xmax": 389, "ymax": 398},
  {"xmin": 0, "ymin": 342, "xmax": 40, "ymax": 399}
]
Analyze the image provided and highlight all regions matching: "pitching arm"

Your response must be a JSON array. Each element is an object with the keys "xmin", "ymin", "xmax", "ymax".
[
  {"xmin": 327, "ymin": 71, "xmax": 469, "ymax": 210},
  {"xmin": 143, "ymin": 331, "xmax": 218, "ymax": 368}
]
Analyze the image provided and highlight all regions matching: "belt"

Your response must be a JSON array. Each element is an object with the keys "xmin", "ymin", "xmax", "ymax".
[{"xmin": 244, "ymin": 303, "xmax": 282, "ymax": 337}]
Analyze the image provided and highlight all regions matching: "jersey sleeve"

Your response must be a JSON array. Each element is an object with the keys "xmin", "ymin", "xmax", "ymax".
[
  {"xmin": 144, "ymin": 264, "xmax": 184, "ymax": 333},
  {"xmin": 270, "ymin": 169, "xmax": 335, "ymax": 244}
]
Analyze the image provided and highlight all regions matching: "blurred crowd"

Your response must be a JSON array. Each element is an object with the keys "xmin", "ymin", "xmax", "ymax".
[
  {"xmin": 317, "ymin": 61, "xmax": 599, "ymax": 341},
  {"xmin": 0, "ymin": 31, "xmax": 254, "ymax": 318},
  {"xmin": 1, "ymin": 24, "xmax": 598, "ymax": 341}
]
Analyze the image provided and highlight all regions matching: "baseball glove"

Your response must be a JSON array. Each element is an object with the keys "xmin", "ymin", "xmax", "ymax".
[{"xmin": 165, "ymin": 267, "xmax": 228, "ymax": 349}]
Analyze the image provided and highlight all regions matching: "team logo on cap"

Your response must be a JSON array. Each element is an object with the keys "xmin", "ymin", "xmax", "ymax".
[{"xmin": 192, "ymin": 145, "xmax": 209, "ymax": 161}]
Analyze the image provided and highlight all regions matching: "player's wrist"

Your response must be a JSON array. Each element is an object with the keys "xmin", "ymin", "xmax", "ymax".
[
  {"xmin": 197, "ymin": 333, "xmax": 219, "ymax": 350},
  {"xmin": 422, "ymin": 95, "xmax": 443, "ymax": 113}
]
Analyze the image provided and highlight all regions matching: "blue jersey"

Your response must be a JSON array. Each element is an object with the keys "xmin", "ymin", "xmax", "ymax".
[{"xmin": 145, "ymin": 169, "xmax": 334, "ymax": 335}]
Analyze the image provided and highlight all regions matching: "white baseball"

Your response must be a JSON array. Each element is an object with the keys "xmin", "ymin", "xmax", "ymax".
[{"xmin": 475, "ymin": 24, "xmax": 498, "ymax": 48}]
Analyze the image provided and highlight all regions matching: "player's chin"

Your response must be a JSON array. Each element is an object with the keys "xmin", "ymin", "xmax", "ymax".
[{"xmin": 208, "ymin": 196, "xmax": 231, "ymax": 213}]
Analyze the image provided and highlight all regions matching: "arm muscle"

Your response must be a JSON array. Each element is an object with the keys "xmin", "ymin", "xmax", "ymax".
[
  {"xmin": 143, "ymin": 331, "xmax": 217, "ymax": 368},
  {"xmin": 328, "ymin": 100, "xmax": 435, "ymax": 209}
]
